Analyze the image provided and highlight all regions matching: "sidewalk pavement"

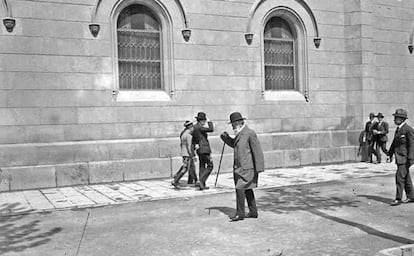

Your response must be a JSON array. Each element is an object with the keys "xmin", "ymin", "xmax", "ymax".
[{"xmin": 0, "ymin": 161, "xmax": 396, "ymax": 216}]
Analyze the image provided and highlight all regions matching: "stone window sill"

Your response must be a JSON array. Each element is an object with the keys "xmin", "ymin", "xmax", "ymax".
[
  {"xmin": 116, "ymin": 91, "xmax": 171, "ymax": 102},
  {"xmin": 263, "ymin": 90, "xmax": 306, "ymax": 102}
]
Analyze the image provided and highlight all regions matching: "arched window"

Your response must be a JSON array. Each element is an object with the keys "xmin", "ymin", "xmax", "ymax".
[
  {"xmin": 117, "ymin": 4, "xmax": 162, "ymax": 90},
  {"xmin": 264, "ymin": 17, "xmax": 297, "ymax": 91}
]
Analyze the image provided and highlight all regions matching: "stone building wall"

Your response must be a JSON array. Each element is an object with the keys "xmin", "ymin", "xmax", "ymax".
[{"xmin": 0, "ymin": 0, "xmax": 412, "ymax": 191}]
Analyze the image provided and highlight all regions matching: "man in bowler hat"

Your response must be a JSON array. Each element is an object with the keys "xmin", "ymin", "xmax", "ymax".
[
  {"xmin": 220, "ymin": 112, "xmax": 264, "ymax": 222},
  {"xmin": 372, "ymin": 112, "xmax": 389, "ymax": 163},
  {"xmin": 192, "ymin": 112, "xmax": 214, "ymax": 190},
  {"xmin": 365, "ymin": 112, "xmax": 379, "ymax": 163},
  {"xmin": 387, "ymin": 108, "xmax": 414, "ymax": 206}
]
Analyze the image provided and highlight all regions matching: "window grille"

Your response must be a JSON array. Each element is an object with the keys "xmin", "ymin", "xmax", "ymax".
[
  {"xmin": 117, "ymin": 5, "xmax": 162, "ymax": 90},
  {"xmin": 264, "ymin": 17, "xmax": 296, "ymax": 91}
]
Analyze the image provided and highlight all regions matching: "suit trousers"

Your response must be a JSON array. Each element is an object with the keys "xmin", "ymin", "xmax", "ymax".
[
  {"xmin": 173, "ymin": 157, "xmax": 195, "ymax": 184},
  {"xmin": 235, "ymin": 188, "xmax": 257, "ymax": 217},
  {"xmin": 395, "ymin": 163, "xmax": 414, "ymax": 200},
  {"xmin": 375, "ymin": 141, "xmax": 387, "ymax": 162},
  {"xmin": 368, "ymin": 140, "xmax": 378, "ymax": 162},
  {"xmin": 198, "ymin": 153, "xmax": 213, "ymax": 188}
]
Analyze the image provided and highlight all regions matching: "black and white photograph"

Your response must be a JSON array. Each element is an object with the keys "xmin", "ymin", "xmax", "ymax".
[{"xmin": 1, "ymin": 0, "xmax": 414, "ymax": 255}]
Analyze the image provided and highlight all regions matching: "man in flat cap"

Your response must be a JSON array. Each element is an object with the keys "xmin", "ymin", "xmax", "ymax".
[
  {"xmin": 171, "ymin": 120, "xmax": 197, "ymax": 189},
  {"xmin": 192, "ymin": 112, "xmax": 214, "ymax": 190},
  {"xmin": 220, "ymin": 112, "xmax": 264, "ymax": 222},
  {"xmin": 372, "ymin": 112, "xmax": 389, "ymax": 163},
  {"xmin": 387, "ymin": 108, "xmax": 414, "ymax": 206}
]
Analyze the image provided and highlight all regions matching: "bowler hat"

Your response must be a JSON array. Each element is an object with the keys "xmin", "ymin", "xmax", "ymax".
[
  {"xmin": 183, "ymin": 120, "xmax": 193, "ymax": 127},
  {"xmin": 195, "ymin": 112, "xmax": 206, "ymax": 121},
  {"xmin": 392, "ymin": 108, "xmax": 408, "ymax": 119},
  {"xmin": 228, "ymin": 112, "xmax": 246, "ymax": 124},
  {"xmin": 369, "ymin": 112, "xmax": 375, "ymax": 118},
  {"xmin": 377, "ymin": 112, "xmax": 384, "ymax": 118}
]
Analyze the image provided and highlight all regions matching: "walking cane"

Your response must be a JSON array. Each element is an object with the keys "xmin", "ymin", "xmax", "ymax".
[{"xmin": 215, "ymin": 142, "xmax": 226, "ymax": 187}]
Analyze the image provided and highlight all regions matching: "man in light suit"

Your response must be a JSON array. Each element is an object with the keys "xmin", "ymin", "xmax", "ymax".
[
  {"xmin": 387, "ymin": 108, "xmax": 414, "ymax": 206},
  {"xmin": 372, "ymin": 112, "xmax": 389, "ymax": 163},
  {"xmin": 220, "ymin": 112, "xmax": 265, "ymax": 222}
]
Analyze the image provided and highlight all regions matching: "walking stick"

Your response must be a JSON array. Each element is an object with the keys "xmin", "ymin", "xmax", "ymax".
[{"xmin": 215, "ymin": 142, "xmax": 226, "ymax": 187}]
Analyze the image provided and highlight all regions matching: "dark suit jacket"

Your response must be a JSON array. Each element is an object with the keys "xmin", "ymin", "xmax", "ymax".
[
  {"xmin": 373, "ymin": 121, "xmax": 389, "ymax": 142},
  {"xmin": 192, "ymin": 121, "xmax": 214, "ymax": 154},
  {"xmin": 388, "ymin": 123, "xmax": 414, "ymax": 165},
  {"xmin": 221, "ymin": 126, "xmax": 265, "ymax": 189},
  {"xmin": 365, "ymin": 121, "xmax": 374, "ymax": 141}
]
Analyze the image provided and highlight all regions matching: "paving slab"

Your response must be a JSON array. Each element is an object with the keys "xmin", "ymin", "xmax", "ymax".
[{"xmin": 0, "ymin": 162, "xmax": 397, "ymax": 216}]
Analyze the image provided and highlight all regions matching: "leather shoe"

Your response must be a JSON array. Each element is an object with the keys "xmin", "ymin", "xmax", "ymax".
[
  {"xmin": 403, "ymin": 198, "xmax": 414, "ymax": 203},
  {"xmin": 246, "ymin": 212, "xmax": 258, "ymax": 218},
  {"xmin": 390, "ymin": 200, "xmax": 403, "ymax": 206},
  {"xmin": 229, "ymin": 215, "xmax": 244, "ymax": 222}
]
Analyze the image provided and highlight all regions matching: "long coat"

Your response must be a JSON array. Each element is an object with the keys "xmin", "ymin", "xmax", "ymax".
[
  {"xmin": 192, "ymin": 121, "xmax": 214, "ymax": 154},
  {"xmin": 221, "ymin": 125, "xmax": 265, "ymax": 189},
  {"xmin": 388, "ymin": 123, "xmax": 414, "ymax": 165}
]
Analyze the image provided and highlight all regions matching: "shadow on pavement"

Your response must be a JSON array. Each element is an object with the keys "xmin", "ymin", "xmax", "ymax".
[
  {"xmin": 357, "ymin": 194, "xmax": 392, "ymax": 204},
  {"xmin": 258, "ymin": 186, "xmax": 414, "ymax": 244},
  {"xmin": 0, "ymin": 203, "xmax": 63, "ymax": 254},
  {"xmin": 205, "ymin": 206, "xmax": 235, "ymax": 218}
]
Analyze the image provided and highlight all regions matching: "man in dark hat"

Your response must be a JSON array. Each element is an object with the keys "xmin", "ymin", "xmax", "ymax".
[
  {"xmin": 387, "ymin": 108, "xmax": 414, "ymax": 206},
  {"xmin": 220, "ymin": 112, "xmax": 264, "ymax": 222},
  {"xmin": 171, "ymin": 120, "xmax": 197, "ymax": 189},
  {"xmin": 192, "ymin": 112, "xmax": 214, "ymax": 190},
  {"xmin": 365, "ymin": 112, "xmax": 379, "ymax": 163},
  {"xmin": 372, "ymin": 112, "xmax": 389, "ymax": 163}
]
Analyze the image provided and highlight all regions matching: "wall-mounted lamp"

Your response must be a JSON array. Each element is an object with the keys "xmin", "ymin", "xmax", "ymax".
[
  {"xmin": 245, "ymin": 33, "xmax": 254, "ymax": 45},
  {"xmin": 409, "ymin": 44, "xmax": 413, "ymax": 54},
  {"xmin": 89, "ymin": 23, "xmax": 100, "ymax": 37},
  {"xmin": 3, "ymin": 18, "xmax": 15, "ymax": 32},
  {"xmin": 313, "ymin": 37, "xmax": 321, "ymax": 49},
  {"xmin": 181, "ymin": 29, "xmax": 191, "ymax": 42}
]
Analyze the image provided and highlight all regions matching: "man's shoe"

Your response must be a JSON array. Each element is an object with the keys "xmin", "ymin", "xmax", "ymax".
[
  {"xmin": 229, "ymin": 215, "xmax": 244, "ymax": 222},
  {"xmin": 171, "ymin": 181, "xmax": 180, "ymax": 189},
  {"xmin": 246, "ymin": 212, "xmax": 258, "ymax": 218},
  {"xmin": 390, "ymin": 200, "xmax": 403, "ymax": 206},
  {"xmin": 403, "ymin": 198, "xmax": 414, "ymax": 203}
]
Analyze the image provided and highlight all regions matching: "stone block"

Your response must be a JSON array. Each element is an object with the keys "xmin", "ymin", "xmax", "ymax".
[
  {"xmin": 320, "ymin": 148, "xmax": 345, "ymax": 163},
  {"xmin": 0, "ymin": 168, "xmax": 10, "ymax": 191},
  {"xmin": 123, "ymin": 158, "xmax": 171, "ymax": 180},
  {"xmin": 35, "ymin": 144, "xmax": 75, "ymax": 165},
  {"xmin": 300, "ymin": 149, "xmax": 321, "ymax": 165},
  {"xmin": 9, "ymin": 165, "xmax": 56, "ymax": 190},
  {"xmin": 273, "ymin": 133, "xmax": 312, "ymax": 150},
  {"xmin": 77, "ymin": 107, "xmax": 117, "ymax": 124},
  {"xmin": 25, "ymin": 125, "xmax": 65, "ymax": 143},
  {"xmin": 263, "ymin": 151, "xmax": 284, "ymax": 169},
  {"xmin": 343, "ymin": 146, "xmax": 358, "ymax": 162},
  {"xmin": 40, "ymin": 107, "xmax": 78, "ymax": 125},
  {"xmin": 0, "ymin": 108, "xmax": 40, "ymax": 126},
  {"xmin": 258, "ymin": 134, "xmax": 273, "ymax": 152},
  {"xmin": 331, "ymin": 131, "xmax": 348, "ymax": 147},
  {"xmin": 88, "ymin": 161, "xmax": 124, "ymax": 184},
  {"xmin": 56, "ymin": 163, "xmax": 89, "ymax": 187},
  {"xmin": 283, "ymin": 150, "xmax": 301, "ymax": 167},
  {"xmin": 347, "ymin": 130, "xmax": 360, "ymax": 146},
  {"xmin": 0, "ymin": 144, "xmax": 39, "ymax": 167},
  {"xmin": 310, "ymin": 132, "xmax": 332, "ymax": 148},
  {"xmin": 0, "ymin": 126, "xmax": 26, "ymax": 144},
  {"xmin": 158, "ymin": 138, "xmax": 181, "ymax": 158}
]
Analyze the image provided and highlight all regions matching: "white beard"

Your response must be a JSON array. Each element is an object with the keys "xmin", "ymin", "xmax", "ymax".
[{"xmin": 233, "ymin": 125, "xmax": 242, "ymax": 135}]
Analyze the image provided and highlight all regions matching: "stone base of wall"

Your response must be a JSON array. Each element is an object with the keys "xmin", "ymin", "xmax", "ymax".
[
  {"xmin": 376, "ymin": 244, "xmax": 413, "ymax": 256},
  {"xmin": 0, "ymin": 130, "xmax": 360, "ymax": 191}
]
